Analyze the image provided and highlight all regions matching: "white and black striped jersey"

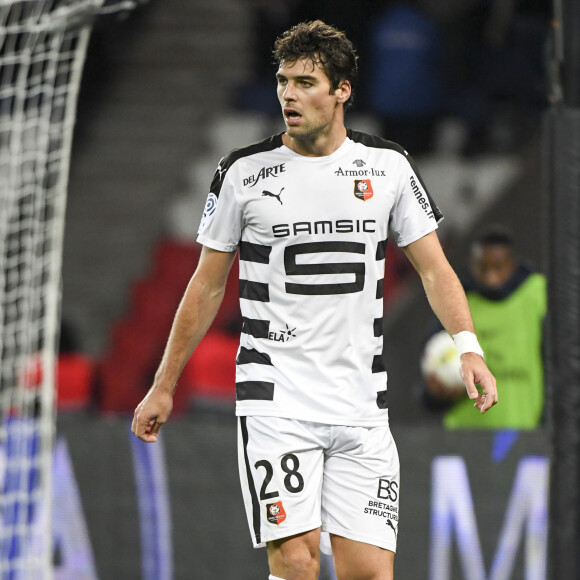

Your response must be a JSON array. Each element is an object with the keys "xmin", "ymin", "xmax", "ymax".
[{"xmin": 197, "ymin": 129, "xmax": 442, "ymax": 426}]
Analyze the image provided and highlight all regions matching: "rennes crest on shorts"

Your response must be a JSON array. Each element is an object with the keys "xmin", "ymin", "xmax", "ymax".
[
  {"xmin": 266, "ymin": 501, "xmax": 286, "ymax": 525},
  {"xmin": 354, "ymin": 179, "xmax": 373, "ymax": 201}
]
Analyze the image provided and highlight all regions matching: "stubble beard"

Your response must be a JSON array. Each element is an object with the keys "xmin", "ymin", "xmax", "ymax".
[{"xmin": 285, "ymin": 116, "xmax": 331, "ymax": 142}]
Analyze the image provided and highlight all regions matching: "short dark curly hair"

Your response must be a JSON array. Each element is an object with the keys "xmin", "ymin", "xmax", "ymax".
[
  {"xmin": 273, "ymin": 20, "xmax": 359, "ymax": 110},
  {"xmin": 476, "ymin": 225, "xmax": 515, "ymax": 249}
]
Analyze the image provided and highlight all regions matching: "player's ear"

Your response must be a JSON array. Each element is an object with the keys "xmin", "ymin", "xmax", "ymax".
[{"xmin": 335, "ymin": 80, "xmax": 351, "ymax": 105}]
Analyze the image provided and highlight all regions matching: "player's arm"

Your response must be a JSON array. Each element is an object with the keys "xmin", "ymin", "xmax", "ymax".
[
  {"xmin": 131, "ymin": 246, "xmax": 237, "ymax": 441},
  {"xmin": 403, "ymin": 231, "xmax": 498, "ymax": 413}
]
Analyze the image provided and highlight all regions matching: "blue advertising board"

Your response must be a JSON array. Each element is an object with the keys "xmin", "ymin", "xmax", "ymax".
[{"xmin": 38, "ymin": 416, "xmax": 549, "ymax": 579}]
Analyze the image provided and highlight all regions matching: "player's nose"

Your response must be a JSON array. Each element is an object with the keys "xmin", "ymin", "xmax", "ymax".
[{"xmin": 282, "ymin": 82, "xmax": 297, "ymax": 101}]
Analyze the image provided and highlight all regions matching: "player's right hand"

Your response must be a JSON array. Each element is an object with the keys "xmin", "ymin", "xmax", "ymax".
[
  {"xmin": 131, "ymin": 387, "xmax": 174, "ymax": 443},
  {"xmin": 459, "ymin": 352, "xmax": 498, "ymax": 414}
]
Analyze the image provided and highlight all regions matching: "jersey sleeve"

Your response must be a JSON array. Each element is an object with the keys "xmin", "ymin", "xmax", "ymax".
[
  {"xmin": 388, "ymin": 154, "xmax": 443, "ymax": 247},
  {"xmin": 196, "ymin": 159, "xmax": 243, "ymax": 252}
]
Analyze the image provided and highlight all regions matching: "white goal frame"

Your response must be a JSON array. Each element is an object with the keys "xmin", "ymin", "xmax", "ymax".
[{"xmin": 0, "ymin": 1, "xmax": 137, "ymax": 576}]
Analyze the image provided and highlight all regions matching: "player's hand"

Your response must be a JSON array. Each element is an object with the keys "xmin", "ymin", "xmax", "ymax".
[
  {"xmin": 131, "ymin": 386, "xmax": 174, "ymax": 443},
  {"xmin": 459, "ymin": 353, "xmax": 498, "ymax": 413}
]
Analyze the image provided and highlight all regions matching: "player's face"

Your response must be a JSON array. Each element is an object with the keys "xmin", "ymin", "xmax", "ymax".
[
  {"xmin": 276, "ymin": 58, "xmax": 350, "ymax": 143},
  {"xmin": 471, "ymin": 244, "xmax": 516, "ymax": 289}
]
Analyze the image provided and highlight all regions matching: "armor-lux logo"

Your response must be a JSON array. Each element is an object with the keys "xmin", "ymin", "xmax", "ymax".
[
  {"xmin": 243, "ymin": 163, "xmax": 286, "ymax": 187},
  {"xmin": 354, "ymin": 179, "xmax": 373, "ymax": 201},
  {"xmin": 266, "ymin": 501, "xmax": 287, "ymax": 525}
]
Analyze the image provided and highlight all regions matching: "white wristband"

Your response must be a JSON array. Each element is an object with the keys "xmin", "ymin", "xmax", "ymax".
[{"xmin": 452, "ymin": 331, "xmax": 484, "ymax": 358}]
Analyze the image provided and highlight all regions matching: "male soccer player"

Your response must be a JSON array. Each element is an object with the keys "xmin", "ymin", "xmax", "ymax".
[{"xmin": 132, "ymin": 20, "xmax": 497, "ymax": 580}]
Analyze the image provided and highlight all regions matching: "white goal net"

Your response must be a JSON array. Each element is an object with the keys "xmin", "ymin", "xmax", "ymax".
[{"xmin": 0, "ymin": 1, "xmax": 136, "ymax": 576}]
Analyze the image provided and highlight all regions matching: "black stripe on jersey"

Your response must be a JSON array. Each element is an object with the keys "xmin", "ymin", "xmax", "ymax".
[
  {"xmin": 240, "ymin": 241, "xmax": 272, "ymax": 264},
  {"xmin": 372, "ymin": 354, "xmax": 386, "ymax": 374},
  {"xmin": 376, "ymin": 279, "xmax": 384, "ymax": 299},
  {"xmin": 285, "ymin": 241, "xmax": 366, "ymax": 295},
  {"xmin": 240, "ymin": 417, "xmax": 262, "ymax": 544},
  {"xmin": 240, "ymin": 279, "xmax": 270, "ymax": 302},
  {"xmin": 210, "ymin": 134, "xmax": 284, "ymax": 197},
  {"xmin": 241, "ymin": 317, "xmax": 270, "ymax": 339},
  {"xmin": 286, "ymin": 280, "xmax": 364, "ymax": 296},
  {"xmin": 347, "ymin": 128, "xmax": 443, "ymax": 223},
  {"xmin": 236, "ymin": 381, "xmax": 275, "ymax": 401},
  {"xmin": 376, "ymin": 390, "xmax": 389, "ymax": 409},
  {"xmin": 374, "ymin": 317, "xmax": 384, "ymax": 337},
  {"xmin": 237, "ymin": 347, "xmax": 273, "ymax": 366},
  {"xmin": 376, "ymin": 239, "xmax": 387, "ymax": 261}
]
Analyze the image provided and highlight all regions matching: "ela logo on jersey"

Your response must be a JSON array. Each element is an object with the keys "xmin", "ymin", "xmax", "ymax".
[
  {"xmin": 269, "ymin": 324, "xmax": 297, "ymax": 342},
  {"xmin": 354, "ymin": 179, "xmax": 373, "ymax": 201},
  {"xmin": 266, "ymin": 501, "xmax": 287, "ymax": 525}
]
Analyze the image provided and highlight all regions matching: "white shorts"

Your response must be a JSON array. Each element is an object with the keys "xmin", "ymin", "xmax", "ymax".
[{"xmin": 237, "ymin": 416, "xmax": 400, "ymax": 552}]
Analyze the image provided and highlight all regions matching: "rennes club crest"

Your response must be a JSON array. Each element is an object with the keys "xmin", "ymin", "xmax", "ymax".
[
  {"xmin": 354, "ymin": 179, "xmax": 373, "ymax": 201},
  {"xmin": 266, "ymin": 501, "xmax": 287, "ymax": 525}
]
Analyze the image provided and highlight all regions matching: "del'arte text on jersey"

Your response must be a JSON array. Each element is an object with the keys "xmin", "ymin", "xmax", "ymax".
[
  {"xmin": 272, "ymin": 219, "xmax": 377, "ymax": 238},
  {"xmin": 244, "ymin": 163, "xmax": 286, "ymax": 187}
]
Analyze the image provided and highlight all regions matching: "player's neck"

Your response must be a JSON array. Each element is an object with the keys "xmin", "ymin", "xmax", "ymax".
[{"xmin": 282, "ymin": 125, "xmax": 347, "ymax": 157}]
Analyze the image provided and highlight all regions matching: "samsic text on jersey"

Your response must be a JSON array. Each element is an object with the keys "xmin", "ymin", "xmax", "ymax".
[{"xmin": 197, "ymin": 129, "xmax": 443, "ymax": 426}]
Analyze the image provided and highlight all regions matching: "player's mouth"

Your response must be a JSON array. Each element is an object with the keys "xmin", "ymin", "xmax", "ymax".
[{"xmin": 284, "ymin": 108, "xmax": 302, "ymax": 126}]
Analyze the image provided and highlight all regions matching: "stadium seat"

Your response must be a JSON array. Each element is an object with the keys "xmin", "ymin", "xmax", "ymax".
[
  {"xmin": 179, "ymin": 330, "xmax": 239, "ymax": 403},
  {"xmin": 57, "ymin": 353, "xmax": 96, "ymax": 411},
  {"xmin": 99, "ymin": 238, "xmax": 241, "ymax": 413},
  {"xmin": 152, "ymin": 239, "xmax": 202, "ymax": 281}
]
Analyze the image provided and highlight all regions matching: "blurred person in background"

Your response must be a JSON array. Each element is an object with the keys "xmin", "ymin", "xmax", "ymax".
[
  {"xmin": 365, "ymin": 0, "xmax": 444, "ymax": 154},
  {"xmin": 132, "ymin": 20, "xmax": 497, "ymax": 580},
  {"xmin": 422, "ymin": 225, "xmax": 546, "ymax": 429}
]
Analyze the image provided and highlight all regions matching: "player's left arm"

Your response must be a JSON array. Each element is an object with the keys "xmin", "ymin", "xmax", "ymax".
[{"xmin": 403, "ymin": 231, "xmax": 498, "ymax": 413}]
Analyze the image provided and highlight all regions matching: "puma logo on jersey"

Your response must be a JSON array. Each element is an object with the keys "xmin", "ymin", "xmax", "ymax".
[
  {"xmin": 216, "ymin": 159, "xmax": 225, "ymax": 180},
  {"xmin": 262, "ymin": 187, "xmax": 284, "ymax": 205},
  {"xmin": 386, "ymin": 519, "xmax": 398, "ymax": 536}
]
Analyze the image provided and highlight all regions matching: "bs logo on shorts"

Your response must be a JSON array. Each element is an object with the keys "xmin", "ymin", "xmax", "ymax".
[
  {"xmin": 354, "ymin": 179, "xmax": 373, "ymax": 201},
  {"xmin": 266, "ymin": 501, "xmax": 287, "ymax": 525}
]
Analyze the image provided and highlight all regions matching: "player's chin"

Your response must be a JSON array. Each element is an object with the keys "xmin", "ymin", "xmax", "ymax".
[
  {"xmin": 285, "ymin": 124, "xmax": 304, "ymax": 137},
  {"xmin": 286, "ymin": 120, "xmax": 312, "ymax": 135}
]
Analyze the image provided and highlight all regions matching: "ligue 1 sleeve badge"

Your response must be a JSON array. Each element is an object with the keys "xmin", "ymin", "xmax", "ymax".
[
  {"xmin": 354, "ymin": 179, "xmax": 373, "ymax": 201},
  {"xmin": 266, "ymin": 501, "xmax": 287, "ymax": 525}
]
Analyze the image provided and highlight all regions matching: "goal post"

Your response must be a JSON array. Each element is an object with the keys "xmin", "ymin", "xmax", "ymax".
[{"xmin": 0, "ymin": 1, "xmax": 138, "ymax": 576}]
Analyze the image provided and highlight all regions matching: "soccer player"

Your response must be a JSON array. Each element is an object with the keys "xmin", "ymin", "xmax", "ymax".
[{"xmin": 132, "ymin": 20, "xmax": 497, "ymax": 580}]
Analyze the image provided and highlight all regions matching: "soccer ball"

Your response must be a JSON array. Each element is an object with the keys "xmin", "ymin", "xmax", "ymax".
[{"xmin": 421, "ymin": 330, "xmax": 463, "ymax": 389}]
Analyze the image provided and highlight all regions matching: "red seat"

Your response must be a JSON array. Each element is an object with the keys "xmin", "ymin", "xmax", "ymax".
[
  {"xmin": 130, "ymin": 280, "xmax": 181, "ymax": 334},
  {"xmin": 57, "ymin": 353, "xmax": 96, "ymax": 411},
  {"xmin": 153, "ymin": 239, "xmax": 202, "ymax": 281},
  {"xmin": 180, "ymin": 330, "xmax": 239, "ymax": 401},
  {"xmin": 99, "ymin": 354, "xmax": 146, "ymax": 413},
  {"xmin": 99, "ymin": 238, "xmax": 241, "ymax": 413},
  {"xmin": 383, "ymin": 244, "xmax": 414, "ymax": 305}
]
